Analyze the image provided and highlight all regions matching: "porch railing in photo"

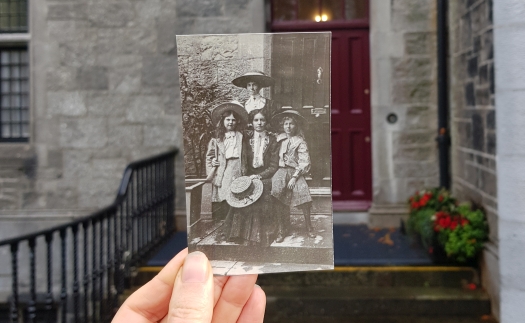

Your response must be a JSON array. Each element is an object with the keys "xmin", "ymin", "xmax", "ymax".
[{"xmin": 0, "ymin": 149, "xmax": 178, "ymax": 323}]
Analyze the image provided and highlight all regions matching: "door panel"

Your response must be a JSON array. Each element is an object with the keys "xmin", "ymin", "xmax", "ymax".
[{"xmin": 331, "ymin": 30, "xmax": 371, "ymax": 203}]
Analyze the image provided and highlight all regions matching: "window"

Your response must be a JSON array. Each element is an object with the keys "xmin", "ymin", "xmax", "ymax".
[
  {"xmin": 272, "ymin": 0, "xmax": 368, "ymax": 23},
  {"xmin": 0, "ymin": 0, "xmax": 29, "ymax": 142}
]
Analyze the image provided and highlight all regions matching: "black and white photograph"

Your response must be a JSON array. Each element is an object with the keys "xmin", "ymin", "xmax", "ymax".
[{"xmin": 177, "ymin": 32, "xmax": 333, "ymax": 275}]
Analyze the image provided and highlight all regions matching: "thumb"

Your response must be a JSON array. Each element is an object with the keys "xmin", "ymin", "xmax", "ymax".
[{"xmin": 166, "ymin": 251, "xmax": 214, "ymax": 323}]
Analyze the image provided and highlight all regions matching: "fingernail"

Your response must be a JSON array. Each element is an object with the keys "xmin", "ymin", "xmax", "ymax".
[{"xmin": 182, "ymin": 251, "xmax": 208, "ymax": 283}]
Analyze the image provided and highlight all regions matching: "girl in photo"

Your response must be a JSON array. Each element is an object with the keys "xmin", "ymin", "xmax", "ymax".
[{"xmin": 271, "ymin": 110, "xmax": 315, "ymax": 242}]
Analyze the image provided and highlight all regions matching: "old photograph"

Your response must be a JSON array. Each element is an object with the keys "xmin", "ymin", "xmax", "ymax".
[{"xmin": 177, "ymin": 32, "xmax": 333, "ymax": 275}]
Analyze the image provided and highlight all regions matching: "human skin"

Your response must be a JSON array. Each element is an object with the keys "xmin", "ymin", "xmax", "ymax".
[
  {"xmin": 246, "ymin": 81, "xmax": 260, "ymax": 96},
  {"xmin": 112, "ymin": 249, "xmax": 266, "ymax": 323},
  {"xmin": 252, "ymin": 112, "xmax": 266, "ymax": 132}
]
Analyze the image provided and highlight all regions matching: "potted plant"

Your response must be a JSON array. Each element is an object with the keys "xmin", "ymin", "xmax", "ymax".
[{"xmin": 406, "ymin": 188, "xmax": 488, "ymax": 265}]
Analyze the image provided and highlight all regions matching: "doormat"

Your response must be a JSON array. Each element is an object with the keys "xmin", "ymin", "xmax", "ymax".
[{"xmin": 333, "ymin": 225, "xmax": 432, "ymax": 266}]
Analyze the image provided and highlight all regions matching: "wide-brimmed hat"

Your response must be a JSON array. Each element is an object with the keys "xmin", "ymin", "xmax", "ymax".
[
  {"xmin": 271, "ymin": 109, "xmax": 307, "ymax": 129},
  {"xmin": 232, "ymin": 70, "xmax": 275, "ymax": 88},
  {"xmin": 226, "ymin": 176, "xmax": 264, "ymax": 208},
  {"xmin": 211, "ymin": 101, "xmax": 249, "ymax": 127}
]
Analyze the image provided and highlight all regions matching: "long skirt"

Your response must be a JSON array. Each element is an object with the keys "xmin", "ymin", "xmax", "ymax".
[
  {"xmin": 222, "ymin": 178, "xmax": 275, "ymax": 246},
  {"xmin": 271, "ymin": 167, "xmax": 312, "ymax": 207},
  {"xmin": 211, "ymin": 158, "xmax": 241, "ymax": 203}
]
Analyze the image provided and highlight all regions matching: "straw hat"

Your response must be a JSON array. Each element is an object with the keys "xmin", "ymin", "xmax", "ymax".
[
  {"xmin": 271, "ymin": 109, "xmax": 307, "ymax": 129},
  {"xmin": 226, "ymin": 176, "xmax": 264, "ymax": 208},
  {"xmin": 232, "ymin": 70, "xmax": 275, "ymax": 88},
  {"xmin": 211, "ymin": 101, "xmax": 249, "ymax": 127}
]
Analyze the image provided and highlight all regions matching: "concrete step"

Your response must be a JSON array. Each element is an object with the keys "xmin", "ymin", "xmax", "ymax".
[
  {"xmin": 263, "ymin": 315, "xmax": 497, "ymax": 323},
  {"xmin": 263, "ymin": 285, "xmax": 491, "ymax": 317},
  {"xmin": 257, "ymin": 267, "xmax": 480, "ymax": 289}
]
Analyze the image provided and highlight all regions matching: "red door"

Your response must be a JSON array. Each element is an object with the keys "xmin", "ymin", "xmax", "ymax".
[{"xmin": 331, "ymin": 30, "xmax": 372, "ymax": 209}]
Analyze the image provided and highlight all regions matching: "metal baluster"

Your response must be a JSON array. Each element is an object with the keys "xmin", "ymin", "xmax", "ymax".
[
  {"xmin": 72, "ymin": 224, "xmax": 80, "ymax": 323},
  {"xmin": 106, "ymin": 213, "xmax": 112, "ymax": 320},
  {"xmin": 92, "ymin": 220, "xmax": 97, "ymax": 320},
  {"xmin": 154, "ymin": 162, "xmax": 159, "ymax": 242},
  {"xmin": 45, "ymin": 233, "xmax": 54, "ymax": 323},
  {"xmin": 132, "ymin": 171, "xmax": 138, "ymax": 264},
  {"xmin": 60, "ymin": 229, "xmax": 67, "ymax": 323},
  {"xmin": 27, "ymin": 238, "xmax": 37, "ymax": 323},
  {"xmin": 10, "ymin": 243, "xmax": 19, "ymax": 323},
  {"xmin": 82, "ymin": 222, "xmax": 89, "ymax": 323},
  {"xmin": 99, "ymin": 216, "xmax": 103, "ymax": 319},
  {"xmin": 138, "ymin": 168, "xmax": 143, "ymax": 254}
]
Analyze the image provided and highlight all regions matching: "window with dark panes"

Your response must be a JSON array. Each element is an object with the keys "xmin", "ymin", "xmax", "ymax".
[
  {"xmin": 0, "ymin": 0, "xmax": 28, "ymax": 142},
  {"xmin": 272, "ymin": 0, "xmax": 367, "ymax": 23}
]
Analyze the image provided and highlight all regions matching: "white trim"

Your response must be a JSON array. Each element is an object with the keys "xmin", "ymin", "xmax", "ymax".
[{"xmin": 0, "ymin": 33, "xmax": 30, "ymax": 43}]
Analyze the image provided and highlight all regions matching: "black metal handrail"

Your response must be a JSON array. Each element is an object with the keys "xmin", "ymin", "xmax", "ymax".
[{"xmin": 0, "ymin": 149, "xmax": 178, "ymax": 323}]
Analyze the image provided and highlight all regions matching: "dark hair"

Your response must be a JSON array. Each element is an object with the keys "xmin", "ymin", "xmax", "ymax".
[
  {"xmin": 248, "ymin": 108, "xmax": 269, "ymax": 125},
  {"xmin": 215, "ymin": 110, "xmax": 243, "ymax": 140}
]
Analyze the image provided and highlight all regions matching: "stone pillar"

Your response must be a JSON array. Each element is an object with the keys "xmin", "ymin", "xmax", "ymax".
[
  {"xmin": 369, "ymin": 0, "xmax": 438, "ymax": 227},
  {"xmin": 494, "ymin": 1, "xmax": 525, "ymax": 321}
]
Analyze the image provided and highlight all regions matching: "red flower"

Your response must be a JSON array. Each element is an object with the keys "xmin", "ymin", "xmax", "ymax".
[
  {"xmin": 419, "ymin": 199, "xmax": 428, "ymax": 207},
  {"xmin": 461, "ymin": 218, "xmax": 469, "ymax": 226},
  {"xmin": 411, "ymin": 202, "xmax": 419, "ymax": 209},
  {"xmin": 438, "ymin": 195, "xmax": 444, "ymax": 202},
  {"xmin": 450, "ymin": 220, "xmax": 458, "ymax": 230},
  {"xmin": 428, "ymin": 247, "xmax": 434, "ymax": 254},
  {"xmin": 467, "ymin": 283, "xmax": 477, "ymax": 290}
]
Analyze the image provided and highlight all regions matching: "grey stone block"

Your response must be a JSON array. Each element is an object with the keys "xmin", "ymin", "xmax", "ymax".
[
  {"xmin": 157, "ymin": 17, "xmax": 177, "ymax": 54},
  {"xmin": 223, "ymin": 0, "xmax": 251, "ymax": 16},
  {"xmin": 394, "ymin": 131, "xmax": 434, "ymax": 146},
  {"xmin": 143, "ymin": 123, "xmax": 181, "ymax": 147},
  {"xmin": 106, "ymin": 55, "xmax": 143, "ymax": 93},
  {"xmin": 87, "ymin": 93, "xmax": 130, "ymax": 117},
  {"xmin": 47, "ymin": 149, "xmax": 63, "ymax": 169},
  {"xmin": 86, "ymin": 2, "xmax": 135, "ymax": 28},
  {"xmin": 47, "ymin": 67, "xmax": 78, "ymax": 91},
  {"xmin": 394, "ymin": 161, "xmax": 438, "ymax": 178},
  {"xmin": 59, "ymin": 118, "xmax": 108, "ymax": 148},
  {"xmin": 77, "ymin": 66, "xmax": 109, "ymax": 90},
  {"xmin": 126, "ymin": 95, "xmax": 166, "ymax": 123},
  {"xmin": 142, "ymin": 55, "xmax": 178, "ymax": 88},
  {"xmin": 47, "ymin": 4, "xmax": 87, "ymax": 21},
  {"xmin": 391, "ymin": 79, "xmax": 432, "ymax": 104},
  {"xmin": 176, "ymin": 0, "xmax": 223, "ymax": 18},
  {"xmin": 392, "ymin": 57, "xmax": 432, "ymax": 80},
  {"xmin": 97, "ymin": 28, "xmax": 157, "ymax": 58},
  {"xmin": 394, "ymin": 146, "xmax": 434, "ymax": 161},
  {"xmin": 404, "ymin": 32, "xmax": 431, "ymax": 55},
  {"xmin": 391, "ymin": 0, "xmax": 433, "ymax": 32},
  {"xmin": 58, "ymin": 40, "xmax": 98, "ymax": 68},
  {"xmin": 107, "ymin": 124, "xmax": 143, "ymax": 148},
  {"xmin": 47, "ymin": 92, "xmax": 87, "ymax": 117}
]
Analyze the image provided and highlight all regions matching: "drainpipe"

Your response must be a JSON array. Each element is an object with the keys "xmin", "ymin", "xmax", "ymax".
[{"xmin": 436, "ymin": 0, "xmax": 450, "ymax": 189}]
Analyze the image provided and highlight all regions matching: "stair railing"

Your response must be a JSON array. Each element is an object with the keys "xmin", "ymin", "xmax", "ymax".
[{"xmin": 0, "ymin": 149, "xmax": 178, "ymax": 323}]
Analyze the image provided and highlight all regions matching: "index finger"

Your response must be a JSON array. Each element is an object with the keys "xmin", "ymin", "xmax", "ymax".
[{"xmin": 112, "ymin": 248, "xmax": 189, "ymax": 323}]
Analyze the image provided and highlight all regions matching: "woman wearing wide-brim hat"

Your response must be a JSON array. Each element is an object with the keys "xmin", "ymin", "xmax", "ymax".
[
  {"xmin": 270, "ymin": 108, "xmax": 316, "ymax": 241},
  {"xmin": 232, "ymin": 70, "xmax": 278, "ymax": 117},
  {"xmin": 205, "ymin": 101, "xmax": 249, "ymax": 220},
  {"xmin": 220, "ymin": 108, "xmax": 280, "ymax": 247}
]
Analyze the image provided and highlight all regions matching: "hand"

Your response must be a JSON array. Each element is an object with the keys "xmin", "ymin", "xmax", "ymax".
[
  {"xmin": 287, "ymin": 177, "xmax": 297, "ymax": 189},
  {"xmin": 113, "ymin": 249, "xmax": 265, "ymax": 323},
  {"xmin": 211, "ymin": 158, "xmax": 220, "ymax": 167}
]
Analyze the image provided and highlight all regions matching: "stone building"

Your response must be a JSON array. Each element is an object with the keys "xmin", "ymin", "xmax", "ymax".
[{"xmin": 0, "ymin": 0, "xmax": 524, "ymax": 321}]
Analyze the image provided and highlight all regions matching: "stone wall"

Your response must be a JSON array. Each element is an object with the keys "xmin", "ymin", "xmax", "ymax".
[
  {"xmin": 0, "ymin": 0, "xmax": 264, "ymax": 223},
  {"xmin": 448, "ymin": 0, "xmax": 498, "ymax": 318},
  {"xmin": 369, "ymin": 0, "xmax": 438, "ymax": 225},
  {"xmin": 177, "ymin": 33, "xmax": 271, "ymax": 177}
]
